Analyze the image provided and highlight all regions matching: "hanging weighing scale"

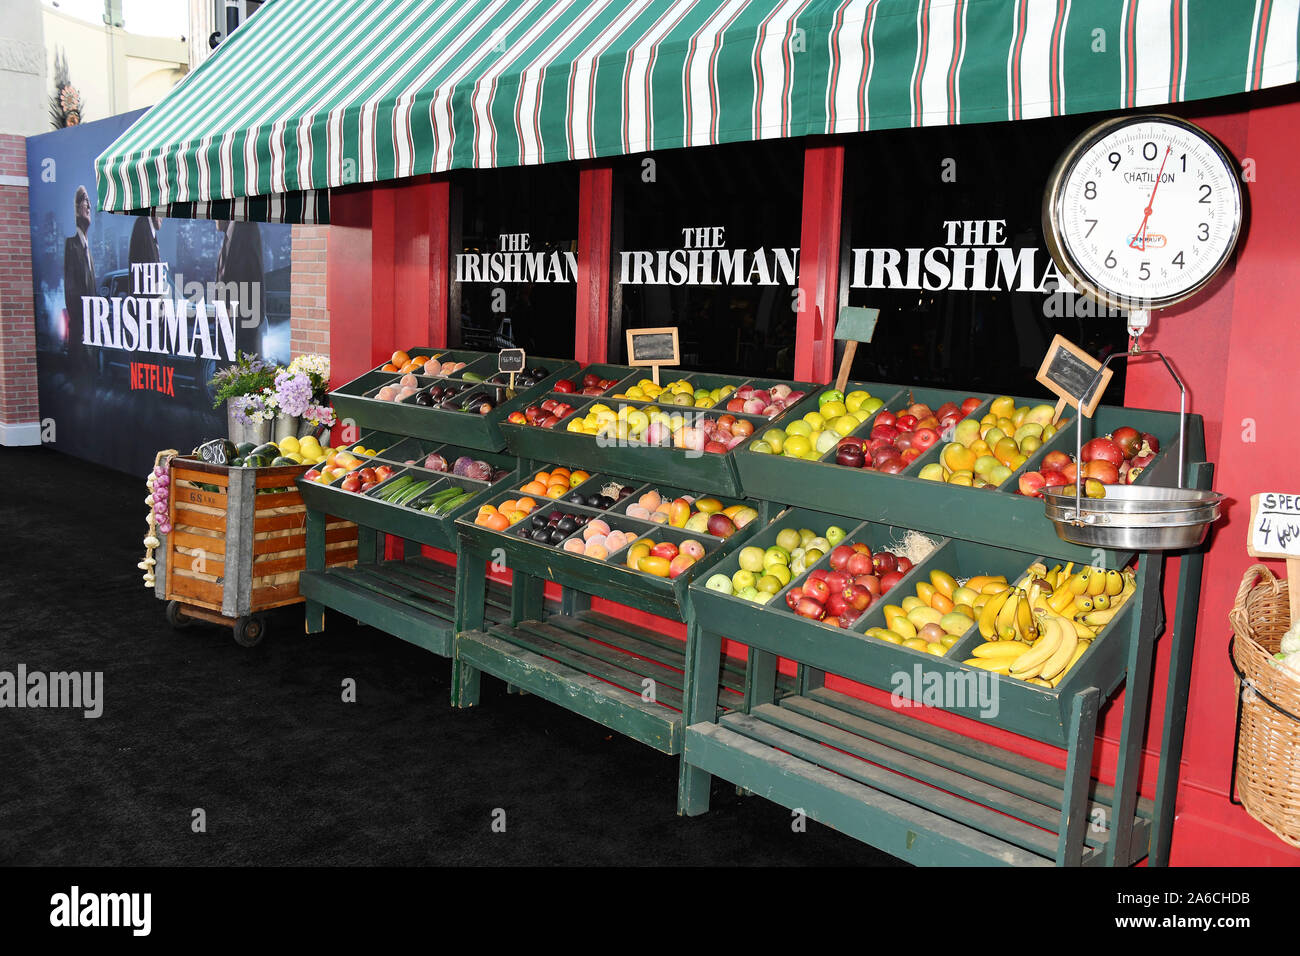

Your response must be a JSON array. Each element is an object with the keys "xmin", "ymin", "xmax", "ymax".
[{"xmin": 1039, "ymin": 114, "xmax": 1241, "ymax": 549}]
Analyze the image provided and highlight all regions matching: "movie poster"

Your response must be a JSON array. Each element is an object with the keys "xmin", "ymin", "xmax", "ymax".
[{"xmin": 26, "ymin": 110, "xmax": 293, "ymax": 476}]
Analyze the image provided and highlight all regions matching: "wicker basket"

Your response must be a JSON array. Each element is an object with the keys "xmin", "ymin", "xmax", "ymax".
[{"xmin": 1229, "ymin": 564, "xmax": 1300, "ymax": 847}]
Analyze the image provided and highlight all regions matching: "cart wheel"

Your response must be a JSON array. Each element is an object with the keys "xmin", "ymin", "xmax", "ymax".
[
  {"xmin": 233, "ymin": 615, "xmax": 266, "ymax": 647},
  {"xmin": 166, "ymin": 601, "xmax": 193, "ymax": 629}
]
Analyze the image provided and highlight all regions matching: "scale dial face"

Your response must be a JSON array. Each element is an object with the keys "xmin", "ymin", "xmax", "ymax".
[{"xmin": 1044, "ymin": 115, "xmax": 1243, "ymax": 310}]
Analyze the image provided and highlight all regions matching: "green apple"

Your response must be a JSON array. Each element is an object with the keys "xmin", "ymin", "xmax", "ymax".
[
  {"xmin": 818, "ymin": 388, "xmax": 845, "ymax": 407},
  {"xmin": 731, "ymin": 569, "xmax": 756, "ymax": 591},
  {"xmin": 804, "ymin": 548, "xmax": 824, "ymax": 566},
  {"xmin": 824, "ymin": 525, "xmax": 847, "ymax": 546},
  {"xmin": 814, "ymin": 430, "xmax": 840, "ymax": 454},
  {"xmin": 737, "ymin": 586, "xmax": 759, "ymax": 601},
  {"xmin": 749, "ymin": 440, "xmax": 773, "ymax": 455},
  {"xmin": 751, "ymin": 591, "xmax": 775, "ymax": 604},
  {"xmin": 844, "ymin": 390, "xmax": 870, "ymax": 412},
  {"xmin": 798, "ymin": 528, "xmax": 816, "ymax": 546},
  {"xmin": 705, "ymin": 574, "xmax": 733, "ymax": 595},
  {"xmin": 756, "ymin": 574, "xmax": 782, "ymax": 594},
  {"xmin": 762, "ymin": 428, "xmax": 786, "ymax": 453},
  {"xmin": 775, "ymin": 528, "xmax": 802, "ymax": 552},
  {"xmin": 807, "ymin": 536, "xmax": 831, "ymax": 554},
  {"xmin": 738, "ymin": 546, "xmax": 766, "ymax": 573},
  {"xmin": 861, "ymin": 397, "xmax": 885, "ymax": 416}
]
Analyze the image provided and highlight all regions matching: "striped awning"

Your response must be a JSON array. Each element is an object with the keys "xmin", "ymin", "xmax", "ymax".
[{"xmin": 96, "ymin": 0, "xmax": 1300, "ymax": 223}]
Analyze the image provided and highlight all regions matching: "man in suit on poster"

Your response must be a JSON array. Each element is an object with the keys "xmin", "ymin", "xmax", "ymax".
[
  {"xmin": 129, "ymin": 213, "xmax": 162, "ymax": 274},
  {"xmin": 63, "ymin": 185, "xmax": 96, "ymax": 374},
  {"xmin": 215, "ymin": 219, "xmax": 265, "ymax": 359}
]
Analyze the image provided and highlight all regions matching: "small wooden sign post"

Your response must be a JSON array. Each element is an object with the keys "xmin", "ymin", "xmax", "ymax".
[
  {"xmin": 626, "ymin": 327, "xmax": 680, "ymax": 386},
  {"xmin": 498, "ymin": 348, "xmax": 526, "ymax": 395},
  {"xmin": 1247, "ymin": 492, "xmax": 1300, "ymax": 626},
  {"xmin": 1035, "ymin": 333, "xmax": 1114, "ymax": 425},
  {"xmin": 833, "ymin": 306, "xmax": 880, "ymax": 395}
]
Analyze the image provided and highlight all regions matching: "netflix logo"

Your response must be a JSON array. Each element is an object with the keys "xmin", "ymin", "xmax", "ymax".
[{"xmin": 130, "ymin": 362, "xmax": 175, "ymax": 397}]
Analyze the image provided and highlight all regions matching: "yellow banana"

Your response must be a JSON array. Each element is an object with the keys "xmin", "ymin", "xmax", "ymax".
[
  {"xmin": 1047, "ymin": 585, "xmax": 1075, "ymax": 614},
  {"xmin": 1046, "ymin": 640, "xmax": 1091, "ymax": 687},
  {"xmin": 1087, "ymin": 566, "xmax": 1107, "ymax": 596},
  {"xmin": 980, "ymin": 580, "xmax": 1009, "ymax": 595},
  {"xmin": 1070, "ymin": 618, "xmax": 1099, "ymax": 640},
  {"xmin": 1037, "ymin": 615, "xmax": 1080, "ymax": 681},
  {"xmin": 1078, "ymin": 607, "xmax": 1119, "ymax": 628},
  {"xmin": 1016, "ymin": 590, "xmax": 1037, "ymax": 642},
  {"xmin": 1104, "ymin": 569, "xmax": 1124, "ymax": 596},
  {"xmin": 972, "ymin": 640, "xmax": 1031, "ymax": 661},
  {"xmin": 1075, "ymin": 595, "xmax": 1095, "ymax": 613},
  {"xmin": 1009, "ymin": 614, "xmax": 1064, "ymax": 678},
  {"xmin": 1060, "ymin": 562, "xmax": 1075, "ymax": 583},
  {"xmin": 1026, "ymin": 677, "xmax": 1054, "ymax": 688},
  {"xmin": 978, "ymin": 587, "xmax": 1012, "ymax": 639},
  {"xmin": 996, "ymin": 589, "xmax": 1022, "ymax": 641},
  {"xmin": 1091, "ymin": 593, "xmax": 1110, "ymax": 610},
  {"xmin": 963, "ymin": 658, "xmax": 1012, "ymax": 674}
]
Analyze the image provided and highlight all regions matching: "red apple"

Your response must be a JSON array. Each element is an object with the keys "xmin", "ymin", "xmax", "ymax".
[
  {"xmin": 795, "ymin": 598, "xmax": 826, "ymax": 620},
  {"xmin": 804, "ymin": 578, "xmax": 831, "ymax": 604},
  {"xmin": 895, "ymin": 414, "xmax": 919, "ymax": 432},
  {"xmin": 1018, "ymin": 471, "xmax": 1047, "ymax": 498},
  {"xmin": 912, "ymin": 427, "xmax": 940, "ymax": 452},
  {"xmin": 807, "ymin": 568, "xmax": 829, "ymax": 583},
  {"xmin": 1111, "ymin": 426, "xmax": 1140, "ymax": 459},
  {"xmin": 900, "ymin": 447, "xmax": 921, "ymax": 464},
  {"xmin": 1083, "ymin": 459, "xmax": 1120, "ymax": 484},
  {"xmin": 784, "ymin": 587, "xmax": 804, "ymax": 610},
  {"xmin": 854, "ymin": 573, "xmax": 882, "ymax": 596},
  {"xmin": 838, "ymin": 607, "xmax": 863, "ymax": 628},
  {"xmin": 894, "ymin": 556, "xmax": 913, "ymax": 574},
  {"xmin": 961, "ymin": 397, "xmax": 983, "ymax": 416},
  {"xmin": 824, "ymin": 571, "xmax": 850, "ymax": 594},
  {"xmin": 846, "ymin": 551, "xmax": 874, "ymax": 577},
  {"xmin": 870, "ymin": 424, "xmax": 900, "ymax": 443},
  {"xmin": 880, "ymin": 569, "xmax": 905, "ymax": 592},
  {"xmin": 1043, "ymin": 470, "xmax": 1070, "ymax": 488},
  {"xmin": 829, "ymin": 544, "xmax": 855, "ymax": 571},
  {"xmin": 341, "ymin": 475, "xmax": 362, "ymax": 493},
  {"xmin": 873, "ymin": 551, "xmax": 897, "ymax": 574},
  {"xmin": 1042, "ymin": 450, "xmax": 1072, "ymax": 473},
  {"xmin": 553, "ymin": 379, "xmax": 575, "ymax": 393},
  {"xmin": 844, "ymin": 585, "xmax": 871, "ymax": 611},
  {"xmin": 825, "ymin": 592, "xmax": 849, "ymax": 618},
  {"xmin": 877, "ymin": 458, "xmax": 907, "ymax": 474},
  {"xmin": 1081, "ymin": 437, "xmax": 1123, "ymax": 466}
]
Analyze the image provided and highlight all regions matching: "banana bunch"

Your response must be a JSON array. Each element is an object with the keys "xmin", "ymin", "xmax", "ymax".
[{"xmin": 965, "ymin": 562, "xmax": 1137, "ymax": 684}]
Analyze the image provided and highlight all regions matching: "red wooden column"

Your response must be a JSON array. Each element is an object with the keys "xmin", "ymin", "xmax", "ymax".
[
  {"xmin": 575, "ymin": 164, "xmax": 613, "ymax": 363},
  {"xmin": 426, "ymin": 178, "xmax": 451, "ymax": 348},
  {"xmin": 794, "ymin": 142, "xmax": 845, "ymax": 385},
  {"xmin": 326, "ymin": 186, "xmax": 374, "ymax": 389}
]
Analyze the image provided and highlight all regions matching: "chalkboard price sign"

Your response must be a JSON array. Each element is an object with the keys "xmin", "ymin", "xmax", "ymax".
[
  {"xmin": 498, "ymin": 348, "xmax": 526, "ymax": 373},
  {"xmin": 1035, "ymin": 334, "xmax": 1112, "ymax": 419},
  {"xmin": 1247, "ymin": 492, "xmax": 1300, "ymax": 625},
  {"xmin": 626, "ymin": 327, "xmax": 680, "ymax": 385},
  {"xmin": 197, "ymin": 438, "xmax": 235, "ymax": 466}
]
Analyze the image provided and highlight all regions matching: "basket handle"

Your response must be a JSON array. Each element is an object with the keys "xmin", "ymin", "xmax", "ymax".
[{"xmin": 1229, "ymin": 563, "xmax": 1284, "ymax": 638}]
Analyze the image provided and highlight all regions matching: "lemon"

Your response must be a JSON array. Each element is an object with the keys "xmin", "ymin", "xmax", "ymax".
[
  {"xmin": 277, "ymin": 435, "xmax": 300, "ymax": 454},
  {"xmin": 567, "ymin": 419, "xmax": 586, "ymax": 433},
  {"xmin": 819, "ymin": 400, "xmax": 847, "ymax": 419},
  {"xmin": 832, "ymin": 415, "xmax": 859, "ymax": 437}
]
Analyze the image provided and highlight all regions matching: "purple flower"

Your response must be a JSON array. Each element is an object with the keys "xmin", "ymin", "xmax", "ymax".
[{"xmin": 274, "ymin": 369, "xmax": 313, "ymax": 418}]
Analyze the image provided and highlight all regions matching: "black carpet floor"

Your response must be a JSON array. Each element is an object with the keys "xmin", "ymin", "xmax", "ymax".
[{"xmin": 0, "ymin": 446, "xmax": 901, "ymax": 867}]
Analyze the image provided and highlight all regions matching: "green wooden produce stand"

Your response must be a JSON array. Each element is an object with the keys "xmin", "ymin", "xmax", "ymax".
[
  {"xmin": 296, "ymin": 347, "xmax": 580, "ymax": 658},
  {"xmin": 453, "ymin": 466, "xmax": 796, "ymax": 753},
  {"xmin": 679, "ymin": 399, "xmax": 1212, "ymax": 866}
]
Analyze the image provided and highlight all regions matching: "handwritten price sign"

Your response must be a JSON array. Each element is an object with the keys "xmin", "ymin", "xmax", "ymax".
[{"xmin": 1247, "ymin": 493, "xmax": 1300, "ymax": 624}]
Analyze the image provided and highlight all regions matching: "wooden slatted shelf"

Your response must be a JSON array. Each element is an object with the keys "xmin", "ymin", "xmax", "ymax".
[
  {"xmin": 300, "ymin": 555, "xmax": 516, "ymax": 657},
  {"xmin": 457, "ymin": 609, "xmax": 797, "ymax": 755},
  {"xmin": 684, "ymin": 687, "xmax": 1154, "ymax": 867}
]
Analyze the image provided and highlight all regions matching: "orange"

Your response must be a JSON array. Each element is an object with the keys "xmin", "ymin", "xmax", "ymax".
[
  {"xmin": 382, "ymin": 363, "xmax": 399, "ymax": 372},
  {"xmin": 391, "ymin": 350, "xmax": 410, "ymax": 366},
  {"xmin": 484, "ymin": 512, "xmax": 510, "ymax": 532},
  {"xmin": 477, "ymin": 504, "xmax": 498, "ymax": 518},
  {"xmin": 520, "ymin": 481, "xmax": 547, "ymax": 496},
  {"xmin": 515, "ymin": 496, "xmax": 537, "ymax": 513},
  {"xmin": 498, "ymin": 499, "xmax": 519, "ymax": 515},
  {"xmin": 550, "ymin": 467, "xmax": 571, "ymax": 479},
  {"xmin": 534, "ymin": 471, "xmax": 552, "ymax": 485},
  {"xmin": 410, "ymin": 355, "xmax": 430, "ymax": 366}
]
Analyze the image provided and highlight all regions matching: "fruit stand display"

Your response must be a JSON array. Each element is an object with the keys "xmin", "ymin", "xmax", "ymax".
[
  {"xmin": 157, "ymin": 451, "xmax": 358, "ymax": 647},
  {"xmin": 295, "ymin": 348, "xmax": 579, "ymax": 657},
  {"xmin": 677, "ymin": 397, "xmax": 1213, "ymax": 867},
  {"xmin": 453, "ymin": 462, "xmax": 797, "ymax": 752},
  {"xmin": 499, "ymin": 364, "xmax": 818, "ymax": 494}
]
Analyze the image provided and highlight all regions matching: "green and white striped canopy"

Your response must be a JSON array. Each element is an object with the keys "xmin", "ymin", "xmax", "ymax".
[{"xmin": 96, "ymin": 0, "xmax": 1299, "ymax": 223}]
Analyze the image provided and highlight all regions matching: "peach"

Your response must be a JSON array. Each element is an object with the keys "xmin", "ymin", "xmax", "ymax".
[
  {"xmin": 604, "ymin": 531, "xmax": 628, "ymax": 553},
  {"xmin": 584, "ymin": 534, "xmax": 607, "ymax": 551},
  {"xmin": 585, "ymin": 543, "xmax": 609, "ymax": 561},
  {"xmin": 639, "ymin": 490, "xmax": 662, "ymax": 511},
  {"xmin": 563, "ymin": 538, "xmax": 585, "ymax": 554},
  {"xmin": 583, "ymin": 519, "xmax": 610, "ymax": 540},
  {"xmin": 626, "ymin": 504, "xmax": 651, "ymax": 520}
]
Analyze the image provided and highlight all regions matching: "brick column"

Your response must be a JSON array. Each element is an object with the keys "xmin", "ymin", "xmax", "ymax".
[
  {"xmin": 289, "ymin": 224, "xmax": 328, "ymax": 357},
  {"xmin": 0, "ymin": 134, "xmax": 39, "ymax": 445}
]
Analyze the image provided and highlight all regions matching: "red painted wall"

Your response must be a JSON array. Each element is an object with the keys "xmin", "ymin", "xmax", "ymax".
[{"xmin": 324, "ymin": 91, "xmax": 1300, "ymax": 865}]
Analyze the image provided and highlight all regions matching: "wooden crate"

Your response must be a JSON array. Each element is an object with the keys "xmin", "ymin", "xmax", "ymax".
[{"xmin": 155, "ymin": 458, "xmax": 357, "ymax": 618}]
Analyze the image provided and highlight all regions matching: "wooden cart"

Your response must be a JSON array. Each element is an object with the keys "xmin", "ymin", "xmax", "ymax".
[{"xmin": 155, "ymin": 457, "xmax": 357, "ymax": 645}]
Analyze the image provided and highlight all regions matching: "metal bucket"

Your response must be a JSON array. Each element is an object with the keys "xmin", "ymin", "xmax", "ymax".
[
  {"xmin": 227, "ymin": 403, "xmax": 270, "ymax": 446},
  {"xmin": 1043, "ymin": 485, "xmax": 1225, "ymax": 550}
]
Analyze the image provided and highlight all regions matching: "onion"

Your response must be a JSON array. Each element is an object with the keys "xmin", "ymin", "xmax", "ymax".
[
  {"xmin": 154, "ymin": 465, "xmax": 166, "ymax": 477},
  {"xmin": 157, "ymin": 523, "xmax": 172, "ymax": 535},
  {"xmin": 424, "ymin": 453, "xmax": 449, "ymax": 472},
  {"xmin": 154, "ymin": 473, "xmax": 170, "ymax": 487}
]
